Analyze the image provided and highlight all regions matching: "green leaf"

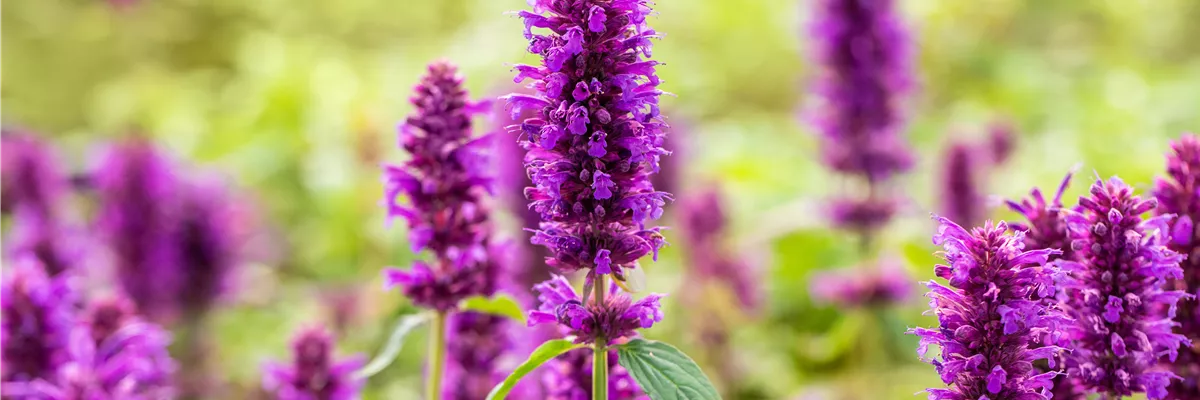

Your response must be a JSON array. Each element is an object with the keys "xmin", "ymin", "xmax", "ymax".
[
  {"xmin": 460, "ymin": 294, "xmax": 527, "ymax": 324},
  {"xmin": 616, "ymin": 338, "xmax": 721, "ymax": 400},
  {"xmin": 487, "ymin": 339, "xmax": 584, "ymax": 400},
  {"xmin": 355, "ymin": 312, "xmax": 431, "ymax": 378}
]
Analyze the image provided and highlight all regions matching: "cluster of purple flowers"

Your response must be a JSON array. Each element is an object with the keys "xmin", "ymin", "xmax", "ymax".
[
  {"xmin": 910, "ymin": 216, "xmax": 1068, "ymax": 400},
  {"xmin": 528, "ymin": 275, "xmax": 663, "ymax": 346},
  {"xmin": 2, "ymin": 259, "xmax": 178, "ymax": 399},
  {"xmin": 507, "ymin": 0, "xmax": 670, "ymax": 280},
  {"xmin": 542, "ymin": 348, "xmax": 647, "ymax": 400},
  {"xmin": 810, "ymin": 261, "xmax": 912, "ymax": 308},
  {"xmin": 382, "ymin": 61, "xmax": 499, "ymax": 312},
  {"xmin": 262, "ymin": 326, "xmax": 365, "ymax": 400},
  {"xmin": 1154, "ymin": 133, "xmax": 1200, "ymax": 398}
]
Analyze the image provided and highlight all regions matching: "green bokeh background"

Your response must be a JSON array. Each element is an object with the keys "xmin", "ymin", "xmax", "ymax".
[{"xmin": 4, "ymin": 0, "xmax": 1200, "ymax": 398}]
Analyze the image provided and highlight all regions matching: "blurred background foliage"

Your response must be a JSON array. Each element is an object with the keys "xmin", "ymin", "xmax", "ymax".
[{"xmin": 4, "ymin": 0, "xmax": 1200, "ymax": 398}]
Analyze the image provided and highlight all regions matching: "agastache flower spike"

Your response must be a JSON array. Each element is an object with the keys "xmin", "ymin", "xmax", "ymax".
[
  {"xmin": 507, "ymin": 0, "xmax": 672, "ymax": 278},
  {"xmin": 1, "ymin": 130, "xmax": 68, "ymax": 219},
  {"xmin": 1059, "ymin": 177, "xmax": 1189, "ymax": 399},
  {"xmin": 528, "ymin": 275, "xmax": 664, "ymax": 345},
  {"xmin": 93, "ymin": 139, "xmax": 181, "ymax": 322},
  {"xmin": 909, "ymin": 216, "xmax": 1069, "ymax": 400},
  {"xmin": 262, "ymin": 326, "xmax": 365, "ymax": 400},
  {"xmin": 678, "ymin": 188, "xmax": 761, "ymax": 311},
  {"xmin": 808, "ymin": 0, "xmax": 915, "ymax": 183},
  {"xmin": 381, "ymin": 61, "xmax": 497, "ymax": 311},
  {"xmin": 1151, "ymin": 133, "xmax": 1200, "ymax": 399}
]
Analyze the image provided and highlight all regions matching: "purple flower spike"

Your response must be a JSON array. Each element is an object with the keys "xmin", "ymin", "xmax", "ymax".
[
  {"xmin": 508, "ymin": 0, "xmax": 672, "ymax": 277},
  {"xmin": 829, "ymin": 196, "xmax": 900, "ymax": 234},
  {"xmin": 93, "ymin": 139, "xmax": 182, "ymax": 322},
  {"xmin": 1006, "ymin": 171, "xmax": 1076, "ymax": 263},
  {"xmin": 6, "ymin": 207, "xmax": 84, "ymax": 277},
  {"xmin": 939, "ymin": 142, "xmax": 985, "ymax": 228},
  {"xmin": 988, "ymin": 121, "xmax": 1016, "ymax": 165},
  {"xmin": 382, "ymin": 61, "xmax": 498, "ymax": 312},
  {"xmin": 1152, "ymin": 133, "xmax": 1200, "ymax": 399},
  {"xmin": 443, "ymin": 312, "xmax": 521, "ymax": 400},
  {"xmin": 543, "ymin": 348, "xmax": 648, "ymax": 400},
  {"xmin": 175, "ymin": 178, "xmax": 242, "ymax": 318},
  {"xmin": 810, "ymin": 261, "xmax": 911, "ymax": 308},
  {"xmin": 909, "ymin": 216, "xmax": 1069, "ymax": 400},
  {"xmin": 808, "ymin": 0, "xmax": 914, "ymax": 183},
  {"xmin": 263, "ymin": 326, "xmax": 365, "ymax": 400},
  {"xmin": 1061, "ymin": 177, "xmax": 1190, "ymax": 399},
  {"xmin": 528, "ymin": 275, "xmax": 664, "ymax": 345},
  {"xmin": 1, "ymin": 258, "xmax": 75, "ymax": 384},
  {"xmin": 1, "ymin": 130, "xmax": 68, "ymax": 219}
]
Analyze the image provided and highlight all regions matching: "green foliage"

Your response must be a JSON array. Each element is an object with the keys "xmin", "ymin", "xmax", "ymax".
[
  {"xmin": 357, "ymin": 312, "xmax": 430, "ymax": 379},
  {"xmin": 460, "ymin": 294, "xmax": 527, "ymax": 324},
  {"xmin": 616, "ymin": 338, "xmax": 721, "ymax": 400},
  {"xmin": 487, "ymin": 339, "xmax": 585, "ymax": 400}
]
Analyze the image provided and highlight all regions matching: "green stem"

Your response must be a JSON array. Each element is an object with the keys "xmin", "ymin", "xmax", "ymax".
[
  {"xmin": 427, "ymin": 311, "xmax": 447, "ymax": 400},
  {"xmin": 593, "ymin": 274, "xmax": 609, "ymax": 400}
]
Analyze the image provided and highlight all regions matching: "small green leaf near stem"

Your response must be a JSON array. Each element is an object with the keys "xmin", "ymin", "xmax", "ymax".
[{"xmin": 486, "ymin": 339, "xmax": 585, "ymax": 400}]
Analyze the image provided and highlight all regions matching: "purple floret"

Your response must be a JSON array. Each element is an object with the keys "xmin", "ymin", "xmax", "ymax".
[
  {"xmin": 1, "ymin": 258, "xmax": 75, "ymax": 384},
  {"xmin": 909, "ymin": 216, "xmax": 1069, "ymax": 400},
  {"xmin": 507, "ymin": 0, "xmax": 671, "ymax": 277},
  {"xmin": 1059, "ymin": 177, "xmax": 1190, "ymax": 399}
]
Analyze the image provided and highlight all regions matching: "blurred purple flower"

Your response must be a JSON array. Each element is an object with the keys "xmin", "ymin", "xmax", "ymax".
[
  {"xmin": 174, "ymin": 178, "xmax": 242, "ymax": 318},
  {"xmin": 808, "ymin": 0, "xmax": 914, "ymax": 183},
  {"xmin": 528, "ymin": 275, "xmax": 664, "ymax": 345},
  {"xmin": 263, "ymin": 326, "xmax": 365, "ymax": 400},
  {"xmin": 1059, "ymin": 177, "xmax": 1189, "ymax": 399},
  {"xmin": 1, "ymin": 258, "xmax": 75, "ymax": 384},
  {"xmin": 939, "ymin": 142, "xmax": 985, "ymax": 228},
  {"xmin": 93, "ymin": 139, "xmax": 181, "ymax": 322},
  {"xmin": 443, "ymin": 312, "xmax": 520, "ymax": 400},
  {"xmin": 909, "ymin": 217, "xmax": 1068, "ymax": 400},
  {"xmin": 492, "ymin": 90, "xmax": 552, "ymax": 296},
  {"xmin": 1153, "ymin": 134, "xmax": 1200, "ymax": 399},
  {"xmin": 678, "ymin": 188, "xmax": 760, "ymax": 311},
  {"xmin": 810, "ymin": 261, "xmax": 912, "ymax": 308},
  {"xmin": 507, "ymin": 0, "xmax": 671, "ymax": 277},
  {"xmin": 8, "ymin": 293, "xmax": 178, "ymax": 400},
  {"xmin": 542, "ymin": 348, "xmax": 647, "ymax": 400},
  {"xmin": 381, "ymin": 61, "xmax": 498, "ymax": 312},
  {"xmin": 829, "ymin": 196, "xmax": 900, "ymax": 235},
  {"xmin": 6, "ymin": 208, "xmax": 84, "ymax": 277},
  {"xmin": 1, "ymin": 130, "xmax": 68, "ymax": 219},
  {"xmin": 988, "ymin": 121, "xmax": 1016, "ymax": 165}
]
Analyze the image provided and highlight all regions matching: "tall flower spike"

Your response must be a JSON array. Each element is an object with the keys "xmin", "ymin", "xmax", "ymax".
[
  {"xmin": 528, "ymin": 275, "xmax": 664, "ymax": 345},
  {"xmin": 1, "ymin": 258, "xmax": 75, "ymax": 384},
  {"xmin": 93, "ymin": 139, "xmax": 181, "ymax": 322},
  {"xmin": 262, "ymin": 326, "xmax": 365, "ymax": 400},
  {"xmin": 1, "ymin": 130, "xmax": 68, "ymax": 219},
  {"xmin": 1059, "ymin": 176, "xmax": 1189, "ymax": 399},
  {"xmin": 909, "ymin": 216, "xmax": 1068, "ymax": 400},
  {"xmin": 1152, "ymin": 133, "xmax": 1200, "ymax": 399},
  {"xmin": 508, "ymin": 0, "xmax": 671, "ymax": 277},
  {"xmin": 939, "ymin": 142, "xmax": 985, "ymax": 228},
  {"xmin": 4, "ymin": 295, "xmax": 179, "ymax": 400},
  {"xmin": 382, "ymin": 61, "xmax": 497, "ymax": 311},
  {"xmin": 543, "ymin": 348, "xmax": 647, "ymax": 400},
  {"xmin": 808, "ymin": 0, "xmax": 914, "ymax": 183}
]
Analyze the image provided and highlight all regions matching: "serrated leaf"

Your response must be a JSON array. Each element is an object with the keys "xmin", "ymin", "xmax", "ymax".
[
  {"xmin": 461, "ymin": 294, "xmax": 527, "ymax": 324},
  {"xmin": 487, "ymin": 339, "xmax": 584, "ymax": 400},
  {"xmin": 355, "ymin": 312, "xmax": 431, "ymax": 378},
  {"xmin": 616, "ymin": 338, "xmax": 721, "ymax": 400}
]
